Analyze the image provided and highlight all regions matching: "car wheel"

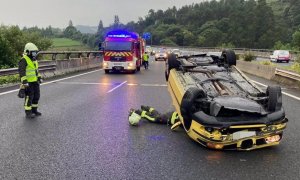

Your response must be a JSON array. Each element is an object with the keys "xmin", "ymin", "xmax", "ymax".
[
  {"xmin": 180, "ymin": 87, "xmax": 207, "ymax": 131},
  {"xmin": 165, "ymin": 53, "xmax": 181, "ymax": 81},
  {"xmin": 266, "ymin": 86, "xmax": 282, "ymax": 112},
  {"xmin": 222, "ymin": 49, "xmax": 236, "ymax": 66},
  {"xmin": 104, "ymin": 70, "xmax": 109, "ymax": 74}
]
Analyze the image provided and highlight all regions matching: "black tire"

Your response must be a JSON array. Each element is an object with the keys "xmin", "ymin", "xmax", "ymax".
[
  {"xmin": 180, "ymin": 87, "xmax": 207, "ymax": 131},
  {"xmin": 104, "ymin": 70, "xmax": 109, "ymax": 74},
  {"xmin": 266, "ymin": 86, "xmax": 282, "ymax": 112},
  {"xmin": 165, "ymin": 53, "xmax": 181, "ymax": 81},
  {"xmin": 131, "ymin": 69, "xmax": 136, "ymax": 74},
  {"xmin": 222, "ymin": 49, "xmax": 236, "ymax": 66},
  {"xmin": 137, "ymin": 66, "xmax": 140, "ymax": 71}
]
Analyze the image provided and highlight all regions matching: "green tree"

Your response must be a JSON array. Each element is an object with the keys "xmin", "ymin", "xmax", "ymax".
[
  {"xmin": 292, "ymin": 30, "xmax": 300, "ymax": 50},
  {"xmin": 0, "ymin": 34, "xmax": 16, "ymax": 67}
]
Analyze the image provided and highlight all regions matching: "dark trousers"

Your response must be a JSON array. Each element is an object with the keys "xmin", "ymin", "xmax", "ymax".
[
  {"xmin": 143, "ymin": 61, "xmax": 149, "ymax": 69},
  {"xmin": 24, "ymin": 82, "xmax": 40, "ymax": 111},
  {"xmin": 142, "ymin": 109, "xmax": 173, "ymax": 124}
]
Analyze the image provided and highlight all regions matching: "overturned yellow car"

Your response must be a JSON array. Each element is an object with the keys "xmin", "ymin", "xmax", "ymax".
[{"xmin": 166, "ymin": 50, "xmax": 288, "ymax": 150}]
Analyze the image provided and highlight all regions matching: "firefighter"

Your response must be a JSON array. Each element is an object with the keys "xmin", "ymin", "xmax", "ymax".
[
  {"xmin": 18, "ymin": 43, "xmax": 42, "ymax": 119},
  {"xmin": 142, "ymin": 52, "xmax": 149, "ymax": 69},
  {"xmin": 128, "ymin": 105, "xmax": 182, "ymax": 130}
]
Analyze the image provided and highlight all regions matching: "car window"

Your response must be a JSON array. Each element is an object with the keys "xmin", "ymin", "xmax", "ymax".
[{"xmin": 278, "ymin": 51, "xmax": 289, "ymax": 55}]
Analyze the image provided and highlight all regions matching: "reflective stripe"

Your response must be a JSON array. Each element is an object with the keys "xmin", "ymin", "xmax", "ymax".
[
  {"xmin": 32, "ymin": 104, "xmax": 38, "ymax": 108},
  {"xmin": 141, "ymin": 111, "xmax": 147, "ymax": 117},
  {"xmin": 149, "ymin": 108, "xmax": 154, "ymax": 113},
  {"xmin": 21, "ymin": 76, "xmax": 27, "ymax": 82},
  {"xmin": 171, "ymin": 112, "xmax": 179, "ymax": 125},
  {"xmin": 144, "ymin": 114, "xmax": 155, "ymax": 122},
  {"xmin": 24, "ymin": 96, "xmax": 32, "ymax": 110},
  {"xmin": 25, "ymin": 106, "xmax": 32, "ymax": 110},
  {"xmin": 141, "ymin": 111, "xmax": 155, "ymax": 121}
]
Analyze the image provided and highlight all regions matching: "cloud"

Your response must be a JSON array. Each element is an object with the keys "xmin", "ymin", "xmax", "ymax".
[{"xmin": 0, "ymin": 0, "xmax": 202, "ymax": 28}]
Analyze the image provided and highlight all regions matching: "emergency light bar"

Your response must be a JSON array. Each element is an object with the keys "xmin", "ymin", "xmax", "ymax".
[{"xmin": 106, "ymin": 30, "xmax": 138, "ymax": 39}]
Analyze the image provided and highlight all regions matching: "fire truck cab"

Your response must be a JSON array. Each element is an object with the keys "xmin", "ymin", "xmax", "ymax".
[{"xmin": 102, "ymin": 30, "xmax": 145, "ymax": 74}]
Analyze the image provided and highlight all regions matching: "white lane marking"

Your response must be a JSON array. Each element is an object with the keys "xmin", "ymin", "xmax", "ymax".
[
  {"xmin": 0, "ymin": 89, "xmax": 19, "ymax": 96},
  {"xmin": 0, "ymin": 69, "xmax": 102, "ymax": 96},
  {"xmin": 140, "ymin": 84, "xmax": 167, "ymax": 87},
  {"xmin": 252, "ymin": 80, "xmax": 300, "ymax": 101},
  {"xmin": 251, "ymin": 80, "xmax": 267, "ymax": 87},
  {"xmin": 127, "ymin": 83, "xmax": 138, "ymax": 86},
  {"xmin": 56, "ymin": 82, "xmax": 167, "ymax": 87},
  {"xmin": 107, "ymin": 81, "xmax": 127, "ymax": 93},
  {"xmin": 42, "ymin": 69, "xmax": 102, "ymax": 85},
  {"xmin": 57, "ymin": 82, "xmax": 113, "ymax": 85}
]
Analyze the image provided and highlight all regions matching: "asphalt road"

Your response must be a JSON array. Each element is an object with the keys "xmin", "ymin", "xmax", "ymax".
[
  {"xmin": 256, "ymin": 57, "xmax": 293, "ymax": 67},
  {"xmin": 0, "ymin": 57, "xmax": 300, "ymax": 180}
]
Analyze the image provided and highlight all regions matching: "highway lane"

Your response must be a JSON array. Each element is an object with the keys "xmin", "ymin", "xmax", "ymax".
[
  {"xmin": 0, "ymin": 57, "xmax": 300, "ymax": 179},
  {"xmin": 256, "ymin": 57, "xmax": 293, "ymax": 67}
]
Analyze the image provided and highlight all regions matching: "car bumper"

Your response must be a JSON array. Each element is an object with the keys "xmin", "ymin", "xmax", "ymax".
[
  {"xmin": 187, "ymin": 119, "xmax": 286, "ymax": 150},
  {"xmin": 155, "ymin": 56, "xmax": 167, "ymax": 60}
]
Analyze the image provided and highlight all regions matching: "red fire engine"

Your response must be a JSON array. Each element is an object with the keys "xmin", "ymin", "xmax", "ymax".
[{"xmin": 102, "ymin": 30, "xmax": 145, "ymax": 74}]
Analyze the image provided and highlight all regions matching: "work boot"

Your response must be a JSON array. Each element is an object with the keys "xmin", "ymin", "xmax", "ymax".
[
  {"xmin": 32, "ymin": 107, "xmax": 42, "ymax": 116},
  {"xmin": 25, "ymin": 110, "xmax": 35, "ymax": 119}
]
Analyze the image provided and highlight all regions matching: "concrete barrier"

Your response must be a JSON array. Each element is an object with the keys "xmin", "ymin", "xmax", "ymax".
[
  {"xmin": 236, "ymin": 60, "xmax": 276, "ymax": 80},
  {"xmin": 41, "ymin": 56, "xmax": 102, "ymax": 78},
  {"xmin": 236, "ymin": 60, "xmax": 300, "ymax": 88}
]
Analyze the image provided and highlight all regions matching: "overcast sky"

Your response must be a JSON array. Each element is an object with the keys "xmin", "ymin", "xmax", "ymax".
[{"xmin": 0, "ymin": 0, "xmax": 205, "ymax": 28}]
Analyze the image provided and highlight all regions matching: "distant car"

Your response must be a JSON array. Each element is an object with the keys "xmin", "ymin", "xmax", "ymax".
[
  {"xmin": 270, "ymin": 50, "xmax": 291, "ymax": 63},
  {"xmin": 146, "ymin": 46, "xmax": 155, "ymax": 55},
  {"xmin": 171, "ymin": 49, "xmax": 181, "ymax": 57},
  {"xmin": 155, "ymin": 49, "xmax": 168, "ymax": 61}
]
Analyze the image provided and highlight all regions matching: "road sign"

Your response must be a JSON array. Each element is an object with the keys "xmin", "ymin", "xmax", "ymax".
[{"xmin": 143, "ymin": 32, "xmax": 151, "ymax": 40}]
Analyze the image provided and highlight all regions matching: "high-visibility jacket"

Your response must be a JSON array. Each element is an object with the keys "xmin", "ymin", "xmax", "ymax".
[
  {"xmin": 20, "ymin": 55, "xmax": 41, "ymax": 83},
  {"xmin": 143, "ymin": 54, "xmax": 149, "ymax": 61}
]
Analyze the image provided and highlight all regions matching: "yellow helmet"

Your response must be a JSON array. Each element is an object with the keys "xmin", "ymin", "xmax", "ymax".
[{"xmin": 24, "ymin": 43, "xmax": 39, "ymax": 54}]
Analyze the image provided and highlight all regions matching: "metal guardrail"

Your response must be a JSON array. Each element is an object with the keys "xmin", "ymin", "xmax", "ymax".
[
  {"xmin": 0, "ymin": 61, "xmax": 57, "ymax": 77},
  {"xmin": 152, "ymin": 45, "xmax": 300, "ymax": 61},
  {"xmin": 0, "ymin": 51, "xmax": 103, "ymax": 77},
  {"xmin": 275, "ymin": 69, "xmax": 300, "ymax": 81},
  {"xmin": 38, "ymin": 50, "xmax": 103, "ymax": 60}
]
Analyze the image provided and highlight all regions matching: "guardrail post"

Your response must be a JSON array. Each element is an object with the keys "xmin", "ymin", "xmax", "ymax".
[
  {"xmin": 66, "ymin": 53, "xmax": 71, "ymax": 60},
  {"xmin": 52, "ymin": 54, "xmax": 57, "ymax": 61}
]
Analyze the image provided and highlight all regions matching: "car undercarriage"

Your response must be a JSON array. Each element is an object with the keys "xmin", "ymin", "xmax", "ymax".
[{"xmin": 166, "ymin": 50, "xmax": 288, "ymax": 150}]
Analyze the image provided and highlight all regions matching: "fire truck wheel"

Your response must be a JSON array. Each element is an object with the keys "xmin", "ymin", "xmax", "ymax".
[{"xmin": 130, "ymin": 70, "xmax": 136, "ymax": 74}]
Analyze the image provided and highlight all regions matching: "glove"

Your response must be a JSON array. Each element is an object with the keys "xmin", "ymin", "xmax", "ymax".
[
  {"xmin": 38, "ymin": 77, "xmax": 43, "ymax": 84},
  {"xmin": 18, "ymin": 84, "xmax": 26, "ymax": 98},
  {"xmin": 22, "ymin": 80, "xmax": 29, "ymax": 87}
]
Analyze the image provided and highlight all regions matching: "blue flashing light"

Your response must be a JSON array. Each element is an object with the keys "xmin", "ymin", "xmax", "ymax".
[{"xmin": 106, "ymin": 30, "xmax": 138, "ymax": 39}]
